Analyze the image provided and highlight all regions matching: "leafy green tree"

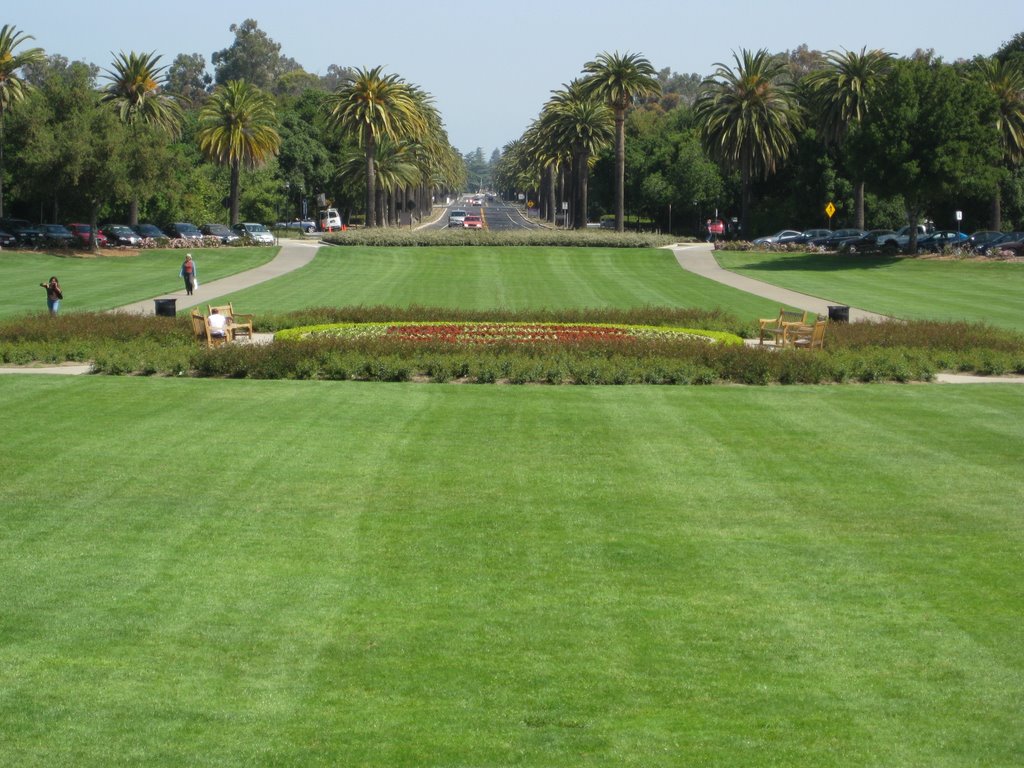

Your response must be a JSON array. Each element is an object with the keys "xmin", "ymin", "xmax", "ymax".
[
  {"xmin": 695, "ymin": 48, "xmax": 804, "ymax": 236},
  {"xmin": 0, "ymin": 24, "xmax": 45, "ymax": 217},
  {"xmin": 197, "ymin": 80, "xmax": 281, "ymax": 225},
  {"xmin": 211, "ymin": 19, "xmax": 295, "ymax": 90},
  {"xmin": 805, "ymin": 47, "xmax": 892, "ymax": 228},
  {"xmin": 581, "ymin": 51, "xmax": 661, "ymax": 232},
  {"xmin": 850, "ymin": 57, "xmax": 1002, "ymax": 250},
  {"xmin": 325, "ymin": 67, "xmax": 426, "ymax": 228},
  {"xmin": 166, "ymin": 52, "xmax": 211, "ymax": 106}
]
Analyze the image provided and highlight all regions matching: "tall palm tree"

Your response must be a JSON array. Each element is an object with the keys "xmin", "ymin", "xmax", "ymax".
[
  {"xmin": 100, "ymin": 50, "xmax": 183, "ymax": 228},
  {"xmin": 695, "ymin": 49, "xmax": 804, "ymax": 237},
  {"xmin": 197, "ymin": 80, "xmax": 281, "ymax": 225},
  {"xmin": 0, "ymin": 24, "xmax": 45, "ymax": 218},
  {"xmin": 581, "ymin": 51, "xmax": 661, "ymax": 231},
  {"xmin": 541, "ymin": 83, "xmax": 613, "ymax": 229},
  {"xmin": 974, "ymin": 56, "xmax": 1024, "ymax": 229},
  {"xmin": 805, "ymin": 47, "xmax": 892, "ymax": 228},
  {"xmin": 325, "ymin": 66, "xmax": 426, "ymax": 228}
]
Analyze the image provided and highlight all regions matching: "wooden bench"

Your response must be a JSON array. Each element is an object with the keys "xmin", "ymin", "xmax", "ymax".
[
  {"xmin": 785, "ymin": 318, "xmax": 827, "ymax": 350},
  {"xmin": 191, "ymin": 309, "xmax": 230, "ymax": 348},
  {"xmin": 759, "ymin": 308, "xmax": 811, "ymax": 346},
  {"xmin": 207, "ymin": 303, "xmax": 254, "ymax": 340}
]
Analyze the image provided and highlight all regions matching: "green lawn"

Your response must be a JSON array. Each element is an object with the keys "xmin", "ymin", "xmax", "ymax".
[
  {"xmin": 0, "ymin": 248, "xmax": 278, "ymax": 319},
  {"xmin": 2, "ymin": 376, "xmax": 1022, "ymax": 766},
  {"xmin": 713, "ymin": 250, "xmax": 1024, "ymax": 330},
  {"xmin": 211, "ymin": 246, "xmax": 782, "ymax": 317}
]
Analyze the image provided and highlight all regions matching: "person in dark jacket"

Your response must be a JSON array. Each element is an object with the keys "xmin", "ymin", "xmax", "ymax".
[{"xmin": 40, "ymin": 276, "xmax": 63, "ymax": 315}]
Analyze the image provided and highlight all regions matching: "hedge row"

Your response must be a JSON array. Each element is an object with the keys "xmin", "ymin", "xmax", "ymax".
[{"xmin": 320, "ymin": 228, "xmax": 685, "ymax": 249}]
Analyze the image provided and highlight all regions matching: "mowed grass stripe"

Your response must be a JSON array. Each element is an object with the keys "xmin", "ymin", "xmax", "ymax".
[
  {"xmin": 211, "ymin": 246, "xmax": 781, "ymax": 317},
  {"xmin": 2, "ymin": 377, "xmax": 1022, "ymax": 765}
]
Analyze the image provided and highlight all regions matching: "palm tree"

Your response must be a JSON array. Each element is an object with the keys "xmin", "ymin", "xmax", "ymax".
[
  {"xmin": 805, "ymin": 47, "xmax": 892, "ymax": 229},
  {"xmin": 0, "ymin": 24, "xmax": 45, "ymax": 218},
  {"xmin": 325, "ymin": 66, "xmax": 426, "ymax": 228},
  {"xmin": 100, "ymin": 50, "xmax": 184, "ymax": 228},
  {"xmin": 974, "ymin": 56, "xmax": 1024, "ymax": 229},
  {"xmin": 197, "ymin": 80, "xmax": 281, "ymax": 225},
  {"xmin": 695, "ymin": 49, "xmax": 804, "ymax": 237},
  {"xmin": 541, "ymin": 83, "xmax": 613, "ymax": 229},
  {"xmin": 581, "ymin": 51, "xmax": 661, "ymax": 231}
]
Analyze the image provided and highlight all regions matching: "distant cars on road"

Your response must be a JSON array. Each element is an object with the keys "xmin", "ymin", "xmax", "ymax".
[{"xmin": 463, "ymin": 214, "xmax": 483, "ymax": 229}]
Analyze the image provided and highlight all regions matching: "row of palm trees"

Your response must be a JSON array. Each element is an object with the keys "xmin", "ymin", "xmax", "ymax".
[
  {"xmin": 499, "ymin": 46, "xmax": 1024, "ymax": 235},
  {"xmin": 0, "ymin": 25, "xmax": 465, "ymax": 230}
]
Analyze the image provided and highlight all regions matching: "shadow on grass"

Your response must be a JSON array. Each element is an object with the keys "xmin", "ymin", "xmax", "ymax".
[{"xmin": 724, "ymin": 250, "xmax": 903, "ymax": 273}]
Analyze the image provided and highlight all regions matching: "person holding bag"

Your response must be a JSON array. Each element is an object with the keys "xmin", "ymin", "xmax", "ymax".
[{"xmin": 179, "ymin": 253, "xmax": 198, "ymax": 295}]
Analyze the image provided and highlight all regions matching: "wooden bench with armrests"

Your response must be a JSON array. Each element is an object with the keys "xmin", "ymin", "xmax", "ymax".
[
  {"xmin": 191, "ymin": 309, "xmax": 230, "ymax": 348},
  {"xmin": 759, "ymin": 307, "xmax": 811, "ymax": 346},
  {"xmin": 207, "ymin": 303, "xmax": 254, "ymax": 340},
  {"xmin": 784, "ymin": 318, "xmax": 828, "ymax": 350}
]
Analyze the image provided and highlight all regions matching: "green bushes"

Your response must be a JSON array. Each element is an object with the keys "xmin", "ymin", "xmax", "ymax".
[
  {"xmin": 2, "ymin": 310, "xmax": 1022, "ymax": 385},
  {"xmin": 320, "ymin": 228, "xmax": 684, "ymax": 249}
]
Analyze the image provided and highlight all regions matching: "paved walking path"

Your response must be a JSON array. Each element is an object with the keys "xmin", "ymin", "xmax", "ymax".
[
  {"xmin": 115, "ymin": 238, "xmax": 321, "ymax": 315},
  {"xmin": 668, "ymin": 242, "xmax": 891, "ymax": 322},
  {"xmin": 2, "ymin": 238, "xmax": 1022, "ymax": 382}
]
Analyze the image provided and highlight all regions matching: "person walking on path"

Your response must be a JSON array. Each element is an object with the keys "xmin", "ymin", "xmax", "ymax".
[
  {"xmin": 40, "ymin": 276, "xmax": 63, "ymax": 315},
  {"xmin": 179, "ymin": 254, "xmax": 197, "ymax": 295}
]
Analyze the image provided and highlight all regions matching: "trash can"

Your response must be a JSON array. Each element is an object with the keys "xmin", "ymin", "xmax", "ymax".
[
  {"xmin": 827, "ymin": 305, "xmax": 850, "ymax": 323},
  {"xmin": 154, "ymin": 298, "xmax": 177, "ymax": 317}
]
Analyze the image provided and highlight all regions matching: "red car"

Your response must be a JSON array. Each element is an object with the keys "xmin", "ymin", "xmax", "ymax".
[
  {"xmin": 67, "ymin": 223, "xmax": 108, "ymax": 247},
  {"xmin": 463, "ymin": 214, "xmax": 483, "ymax": 229}
]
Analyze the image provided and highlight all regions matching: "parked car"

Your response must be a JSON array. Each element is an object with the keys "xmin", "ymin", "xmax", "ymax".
[
  {"xmin": 0, "ymin": 228, "xmax": 17, "ymax": 248},
  {"xmin": 318, "ymin": 207, "xmax": 342, "ymax": 231},
  {"xmin": 164, "ymin": 222, "xmax": 204, "ymax": 241},
  {"xmin": 102, "ymin": 224, "xmax": 143, "ymax": 247},
  {"xmin": 968, "ymin": 230, "xmax": 1004, "ymax": 249},
  {"xmin": 201, "ymin": 223, "xmax": 241, "ymax": 244},
  {"xmin": 448, "ymin": 210, "xmax": 467, "ymax": 227},
  {"xmin": 40, "ymin": 224, "xmax": 75, "ymax": 246},
  {"xmin": 2, "ymin": 218, "xmax": 43, "ymax": 246},
  {"xmin": 462, "ymin": 214, "xmax": 483, "ymax": 229},
  {"xmin": 838, "ymin": 229, "xmax": 897, "ymax": 253},
  {"xmin": 752, "ymin": 229, "xmax": 804, "ymax": 245},
  {"xmin": 975, "ymin": 231, "xmax": 1024, "ymax": 255},
  {"xmin": 276, "ymin": 219, "xmax": 317, "ymax": 233},
  {"xmin": 879, "ymin": 224, "xmax": 933, "ymax": 251},
  {"xmin": 916, "ymin": 230, "xmax": 970, "ymax": 252},
  {"xmin": 232, "ymin": 222, "xmax": 275, "ymax": 245},
  {"xmin": 67, "ymin": 223, "xmax": 107, "ymax": 248},
  {"xmin": 795, "ymin": 228, "xmax": 832, "ymax": 243},
  {"xmin": 985, "ymin": 237, "xmax": 1024, "ymax": 255},
  {"xmin": 808, "ymin": 228, "xmax": 866, "ymax": 249},
  {"xmin": 132, "ymin": 223, "xmax": 166, "ymax": 240}
]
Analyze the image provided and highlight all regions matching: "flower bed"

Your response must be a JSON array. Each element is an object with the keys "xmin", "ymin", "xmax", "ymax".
[{"xmin": 274, "ymin": 321, "xmax": 743, "ymax": 346}]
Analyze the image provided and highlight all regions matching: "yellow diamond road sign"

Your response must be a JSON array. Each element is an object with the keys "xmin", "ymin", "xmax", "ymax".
[{"xmin": 825, "ymin": 202, "xmax": 836, "ymax": 218}]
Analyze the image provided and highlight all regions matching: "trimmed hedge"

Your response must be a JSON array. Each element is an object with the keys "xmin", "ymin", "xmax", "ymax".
[
  {"xmin": 320, "ymin": 228, "xmax": 686, "ymax": 249},
  {"xmin": 3, "ymin": 309, "xmax": 1023, "ymax": 385}
]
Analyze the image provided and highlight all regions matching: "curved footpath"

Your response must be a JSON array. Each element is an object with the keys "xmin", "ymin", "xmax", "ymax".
[{"xmin": 1, "ymin": 238, "xmax": 1021, "ymax": 383}]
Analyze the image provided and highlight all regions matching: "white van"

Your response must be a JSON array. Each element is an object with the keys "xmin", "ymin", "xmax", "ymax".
[{"xmin": 319, "ymin": 208, "xmax": 342, "ymax": 232}]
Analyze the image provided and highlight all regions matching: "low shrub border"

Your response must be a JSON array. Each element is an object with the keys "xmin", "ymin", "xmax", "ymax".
[{"xmin": 2, "ymin": 310, "xmax": 1022, "ymax": 385}]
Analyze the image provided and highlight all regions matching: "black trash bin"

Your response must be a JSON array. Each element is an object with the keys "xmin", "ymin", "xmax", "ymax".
[
  {"xmin": 154, "ymin": 298, "xmax": 177, "ymax": 317},
  {"xmin": 827, "ymin": 305, "xmax": 850, "ymax": 323}
]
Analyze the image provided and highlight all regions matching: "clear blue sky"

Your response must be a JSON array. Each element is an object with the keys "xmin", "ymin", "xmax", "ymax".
[{"xmin": 8, "ymin": 1, "xmax": 1022, "ymax": 156}]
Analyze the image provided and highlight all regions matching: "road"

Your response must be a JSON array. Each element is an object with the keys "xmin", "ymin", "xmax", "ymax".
[{"xmin": 423, "ymin": 196, "xmax": 542, "ymax": 231}]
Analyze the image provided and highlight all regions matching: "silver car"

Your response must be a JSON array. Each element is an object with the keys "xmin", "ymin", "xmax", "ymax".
[{"xmin": 232, "ymin": 222, "xmax": 276, "ymax": 245}]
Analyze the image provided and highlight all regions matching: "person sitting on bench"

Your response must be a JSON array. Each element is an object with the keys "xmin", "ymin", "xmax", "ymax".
[{"xmin": 207, "ymin": 307, "xmax": 229, "ymax": 338}]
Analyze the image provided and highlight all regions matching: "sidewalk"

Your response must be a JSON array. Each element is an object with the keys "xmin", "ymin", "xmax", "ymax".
[
  {"xmin": 668, "ymin": 243, "xmax": 891, "ymax": 322},
  {"xmin": 114, "ymin": 238, "xmax": 321, "ymax": 315}
]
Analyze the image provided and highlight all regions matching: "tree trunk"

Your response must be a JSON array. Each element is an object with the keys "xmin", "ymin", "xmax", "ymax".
[
  {"xmin": 130, "ymin": 198, "xmax": 140, "ymax": 227},
  {"xmin": 365, "ymin": 132, "xmax": 377, "ymax": 228},
  {"xmin": 855, "ymin": 180, "xmax": 866, "ymax": 230},
  {"xmin": 990, "ymin": 184, "xmax": 1002, "ymax": 231},
  {"xmin": 740, "ymin": 157, "xmax": 752, "ymax": 240},
  {"xmin": 0, "ymin": 115, "xmax": 6, "ymax": 219},
  {"xmin": 575, "ymin": 150, "xmax": 590, "ymax": 230},
  {"xmin": 229, "ymin": 161, "xmax": 240, "ymax": 225},
  {"xmin": 614, "ymin": 106, "xmax": 625, "ymax": 232}
]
